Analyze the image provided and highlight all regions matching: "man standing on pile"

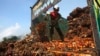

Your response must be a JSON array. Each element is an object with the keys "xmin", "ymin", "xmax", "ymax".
[{"xmin": 49, "ymin": 5, "xmax": 64, "ymax": 41}]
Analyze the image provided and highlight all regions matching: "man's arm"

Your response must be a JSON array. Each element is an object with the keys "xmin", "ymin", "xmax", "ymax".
[{"xmin": 58, "ymin": 13, "xmax": 65, "ymax": 20}]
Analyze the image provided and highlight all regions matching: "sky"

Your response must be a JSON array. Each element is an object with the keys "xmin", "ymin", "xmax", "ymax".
[{"xmin": 0, "ymin": 0, "xmax": 87, "ymax": 41}]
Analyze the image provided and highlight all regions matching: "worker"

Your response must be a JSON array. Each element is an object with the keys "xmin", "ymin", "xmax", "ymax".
[{"xmin": 49, "ymin": 5, "xmax": 64, "ymax": 41}]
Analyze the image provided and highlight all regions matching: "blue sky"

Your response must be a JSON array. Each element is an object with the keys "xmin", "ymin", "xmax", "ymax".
[{"xmin": 0, "ymin": 0, "xmax": 87, "ymax": 41}]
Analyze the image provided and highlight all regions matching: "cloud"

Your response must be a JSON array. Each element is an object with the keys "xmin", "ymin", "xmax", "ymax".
[{"xmin": 0, "ymin": 23, "xmax": 20, "ymax": 41}]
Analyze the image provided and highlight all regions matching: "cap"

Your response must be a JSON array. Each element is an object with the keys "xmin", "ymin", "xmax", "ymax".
[
  {"xmin": 53, "ymin": 5, "xmax": 59, "ymax": 11},
  {"xmin": 53, "ymin": 5, "xmax": 59, "ymax": 9}
]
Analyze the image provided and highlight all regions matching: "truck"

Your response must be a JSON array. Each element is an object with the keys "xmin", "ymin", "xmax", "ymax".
[{"xmin": 31, "ymin": 0, "xmax": 100, "ymax": 55}]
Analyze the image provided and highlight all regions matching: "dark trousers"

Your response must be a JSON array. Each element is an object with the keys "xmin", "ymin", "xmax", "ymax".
[{"xmin": 50, "ymin": 23, "xmax": 64, "ymax": 41}]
